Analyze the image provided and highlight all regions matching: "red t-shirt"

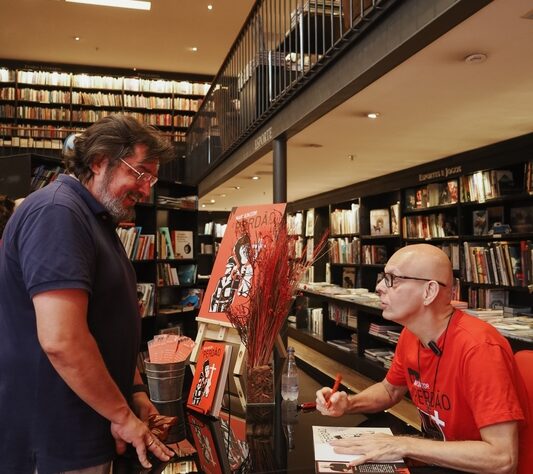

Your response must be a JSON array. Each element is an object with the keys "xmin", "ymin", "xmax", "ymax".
[{"xmin": 386, "ymin": 309, "xmax": 524, "ymax": 441}]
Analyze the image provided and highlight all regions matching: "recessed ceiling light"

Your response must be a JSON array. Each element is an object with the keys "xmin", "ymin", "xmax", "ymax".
[
  {"xmin": 65, "ymin": 0, "xmax": 151, "ymax": 10},
  {"xmin": 210, "ymin": 199, "xmax": 216, "ymax": 203},
  {"xmin": 464, "ymin": 53, "xmax": 487, "ymax": 64},
  {"xmin": 74, "ymin": 36, "xmax": 81, "ymax": 41},
  {"xmin": 201, "ymin": 204, "xmax": 206, "ymax": 208},
  {"xmin": 220, "ymin": 193, "xmax": 227, "ymax": 197},
  {"xmin": 251, "ymin": 176, "xmax": 260, "ymax": 180},
  {"xmin": 367, "ymin": 112, "xmax": 380, "ymax": 119},
  {"xmin": 191, "ymin": 47, "xmax": 198, "ymax": 52},
  {"xmin": 207, "ymin": 4, "xmax": 213, "ymax": 10},
  {"xmin": 234, "ymin": 186, "xmax": 240, "ymax": 190}
]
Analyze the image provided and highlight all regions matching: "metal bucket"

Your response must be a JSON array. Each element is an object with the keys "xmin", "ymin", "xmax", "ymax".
[{"xmin": 144, "ymin": 359, "xmax": 186, "ymax": 402}]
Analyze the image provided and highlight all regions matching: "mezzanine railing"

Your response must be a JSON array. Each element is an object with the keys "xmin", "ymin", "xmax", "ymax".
[{"xmin": 186, "ymin": 0, "xmax": 398, "ymax": 181}]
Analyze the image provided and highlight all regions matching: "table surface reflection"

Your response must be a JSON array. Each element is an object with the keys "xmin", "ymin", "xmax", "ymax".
[{"xmin": 114, "ymin": 370, "xmax": 466, "ymax": 474}]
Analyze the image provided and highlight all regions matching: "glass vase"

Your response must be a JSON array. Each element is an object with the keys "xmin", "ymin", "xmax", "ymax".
[{"xmin": 246, "ymin": 363, "xmax": 275, "ymax": 406}]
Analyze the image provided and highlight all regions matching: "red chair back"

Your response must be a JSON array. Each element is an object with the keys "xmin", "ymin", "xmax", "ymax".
[{"xmin": 515, "ymin": 350, "xmax": 533, "ymax": 474}]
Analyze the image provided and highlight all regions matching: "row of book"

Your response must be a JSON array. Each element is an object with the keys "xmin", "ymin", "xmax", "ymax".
[
  {"xmin": 329, "ymin": 237, "xmax": 360, "ymax": 264},
  {"xmin": 287, "ymin": 211, "xmax": 304, "ymax": 235},
  {"xmin": 116, "ymin": 226, "xmax": 155, "ymax": 260},
  {"xmin": 13, "ymin": 105, "xmax": 71, "ymax": 120},
  {"xmin": 327, "ymin": 336, "xmax": 358, "ymax": 353},
  {"xmin": 368, "ymin": 323, "xmax": 401, "ymax": 345},
  {"xmin": 0, "ymin": 123, "xmax": 83, "ymax": 138},
  {"xmin": 123, "ymin": 94, "xmax": 201, "ymax": 111},
  {"xmin": 5, "ymin": 68, "xmax": 210, "ymax": 95},
  {"xmin": 203, "ymin": 221, "xmax": 227, "ymax": 237},
  {"xmin": 364, "ymin": 348, "xmax": 395, "ymax": 369},
  {"xmin": 30, "ymin": 164, "xmax": 63, "ymax": 191},
  {"xmin": 467, "ymin": 288, "xmax": 509, "ymax": 310},
  {"xmin": 369, "ymin": 204, "xmax": 400, "ymax": 236},
  {"xmin": 462, "ymin": 240, "xmax": 532, "ymax": 287},
  {"xmin": 158, "ymin": 228, "xmax": 194, "ymax": 260},
  {"xmin": 361, "ymin": 244, "xmax": 388, "ymax": 265},
  {"xmin": 330, "ymin": 203, "xmax": 360, "ymax": 235},
  {"xmin": 157, "ymin": 263, "xmax": 197, "ymax": 286},
  {"xmin": 405, "ymin": 180, "xmax": 459, "ymax": 210},
  {"xmin": 136, "ymin": 283, "xmax": 155, "ymax": 318},
  {"xmin": 157, "ymin": 194, "xmax": 198, "ymax": 210},
  {"xmin": 402, "ymin": 212, "xmax": 458, "ymax": 239},
  {"xmin": 0, "ymin": 137, "xmax": 64, "ymax": 149},
  {"xmin": 288, "ymin": 235, "xmax": 304, "ymax": 259},
  {"xmin": 436, "ymin": 243, "xmax": 461, "ymax": 270},
  {"xmin": 328, "ymin": 302, "xmax": 358, "ymax": 328},
  {"xmin": 460, "ymin": 168, "xmax": 520, "ymax": 203},
  {"xmin": 16, "ymin": 88, "xmax": 70, "ymax": 103}
]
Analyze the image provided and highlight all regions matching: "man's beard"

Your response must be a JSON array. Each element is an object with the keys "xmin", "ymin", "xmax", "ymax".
[{"xmin": 98, "ymin": 168, "xmax": 141, "ymax": 222}]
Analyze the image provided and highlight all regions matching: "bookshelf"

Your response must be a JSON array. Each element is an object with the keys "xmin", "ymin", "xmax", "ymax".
[
  {"xmin": 0, "ymin": 63, "xmax": 211, "ymax": 151},
  {"xmin": 288, "ymin": 135, "xmax": 533, "ymax": 383},
  {"xmin": 197, "ymin": 211, "xmax": 230, "ymax": 280}
]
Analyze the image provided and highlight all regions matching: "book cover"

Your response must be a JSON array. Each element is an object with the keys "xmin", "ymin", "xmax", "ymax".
[
  {"xmin": 178, "ymin": 288, "xmax": 204, "ymax": 309},
  {"xmin": 510, "ymin": 206, "xmax": 533, "ymax": 233},
  {"xmin": 472, "ymin": 210, "xmax": 488, "ymax": 236},
  {"xmin": 313, "ymin": 426, "xmax": 410, "ymax": 473},
  {"xmin": 198, "ymin": 203, "xmax": 287, "ymax": 325},
  {"xmin": 177, "ymin": 264, "xmax": 197, "ymax": 285},
  {"xmin": 369, "ymin": 209, "xmax": 390, "ymax": 235},
  {"xmin": 159, "ymin": 226, "xmax": 175, "ymax": 259},
  {"xmin": 173, "ymin": 230, "xmax": 194, "ymax": 259},
  {"xmin": 390, "ymin": 202, "xmax": 400, "ymax": 235},
  {"xmin": 342, "ymin": 267, "xmax": 356, "ymax": 288},
  {"xmin": 187, "ymin": 411, "xmax": 231, "ymax": 474},
  {"xmin": 404, "ymin": 189, "xmax": 416, "ymax": 210},
  {"xmin": 187, "ymin": 341, "xmax": 232, "ymax": 418}
]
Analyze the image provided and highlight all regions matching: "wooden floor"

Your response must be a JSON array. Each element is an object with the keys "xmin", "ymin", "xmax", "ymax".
[{"xmin": 289, "ymin": 337, "xmax": 422, "ymax": 431}]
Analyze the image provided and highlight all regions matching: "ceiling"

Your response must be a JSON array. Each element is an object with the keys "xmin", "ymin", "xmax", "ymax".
[
  {"xmin": 198, "ymin": 0, "xmax": 533, "ymax": 210},
  {"xmin": 0, "ymin": 0, "xmax": 532, "ymax": 212},
  {"xmin": 0, "ymin": 0, "xmax": 254, "ymax": 75}
]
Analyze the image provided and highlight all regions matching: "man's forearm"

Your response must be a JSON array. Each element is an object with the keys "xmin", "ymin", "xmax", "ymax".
[{"xmin": 347, "ymin": 380, "xmax": 403, "ymax": 414}]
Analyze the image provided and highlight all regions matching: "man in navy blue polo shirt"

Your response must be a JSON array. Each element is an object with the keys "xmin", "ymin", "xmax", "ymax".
[{"xmin": 0, "ymin": 115, "xmax": 176, "ymax": 473}]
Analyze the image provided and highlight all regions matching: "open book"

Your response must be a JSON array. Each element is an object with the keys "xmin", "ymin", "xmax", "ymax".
[{"xmin": 313, "ymin": 426, "xmax": 410, "ymax": 473}]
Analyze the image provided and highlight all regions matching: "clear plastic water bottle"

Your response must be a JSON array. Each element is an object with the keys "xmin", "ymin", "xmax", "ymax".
[{"xmin": 281, "ymin": 346, "xmax": 299, "ymax": 401}]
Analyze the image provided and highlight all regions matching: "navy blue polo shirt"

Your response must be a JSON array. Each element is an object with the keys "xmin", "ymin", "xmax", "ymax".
[{"xmin": 0, "ymin": 175, "xmax": 140, "ymax": 473}]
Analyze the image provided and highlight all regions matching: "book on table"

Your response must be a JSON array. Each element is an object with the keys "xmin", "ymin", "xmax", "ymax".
[
  {"xmin": 313, "ymin": 426, "xmax": 410, "ymax": 473},
  {"xmin": 187, "ymin": 341, "xmax": 232, "ymax": 418}
]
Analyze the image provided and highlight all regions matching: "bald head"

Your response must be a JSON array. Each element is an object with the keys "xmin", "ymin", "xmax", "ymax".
[{"xmin": 387, "ymin": 244, "xmax": 454, "ymax": 290}]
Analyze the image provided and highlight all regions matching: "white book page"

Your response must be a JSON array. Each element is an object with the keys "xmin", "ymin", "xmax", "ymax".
[{"xmin": 312, "ymin": 426, "xmax": 403, "ymax": 463}]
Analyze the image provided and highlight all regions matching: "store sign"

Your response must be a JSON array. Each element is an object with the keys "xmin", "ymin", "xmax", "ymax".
[
  {"xmin": 254, "ymin": 127, "xmax": 272, "ymax": 151},
  {"xmin": 418, "ymin": 165, "xmax": 462, "ymax": 182}
]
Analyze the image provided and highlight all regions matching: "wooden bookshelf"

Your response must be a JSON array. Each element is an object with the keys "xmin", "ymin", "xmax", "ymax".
[
  {"xmin": 0, "ymin": 62, "xmax": 211, "ymax": 151},
  {"xmin": 287, "ymin": 135, "xmax": 533, "ymax": 384}
]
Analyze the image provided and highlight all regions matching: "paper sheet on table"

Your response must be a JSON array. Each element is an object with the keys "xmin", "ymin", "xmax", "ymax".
[{"xmin": 312, "ymin": 426, "xmax": 403, "ymax": 463}]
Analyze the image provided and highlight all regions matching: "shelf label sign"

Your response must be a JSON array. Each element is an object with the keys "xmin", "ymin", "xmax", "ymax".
[
  {"xmin": 254, "ymin": 127, "xmax": 272, "ymax": 151},
  {"xmin": 418, "ymin": 165, "xmax": 462, "ymax": 182}
]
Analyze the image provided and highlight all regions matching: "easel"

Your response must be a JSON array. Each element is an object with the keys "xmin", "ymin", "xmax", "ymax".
[{"xmin": 192, "ymin": 317, "xmax": 287, "ymax": 408}]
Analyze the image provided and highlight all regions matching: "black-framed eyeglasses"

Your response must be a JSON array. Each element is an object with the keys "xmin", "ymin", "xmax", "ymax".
[
  {"xmin": 119, "ymin": 158, "xmax": 158, "ymax": 187},
  {"xmin": 379, "ymin": 272, "xmax": 447, "ymax": 288}
]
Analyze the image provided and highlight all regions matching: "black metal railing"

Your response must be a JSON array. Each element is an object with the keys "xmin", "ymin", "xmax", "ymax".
[{"xmin": 186, "ymin": 0, "xmax": 396, "ymax": 180}]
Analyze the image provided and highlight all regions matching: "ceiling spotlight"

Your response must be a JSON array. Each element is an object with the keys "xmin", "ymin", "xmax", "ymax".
[
  {"xmin": 191, "ymin": 47, "xmax": 198, "ymax": 52},
  {"xmin": 348, "ymin": 154, "xmax": 355, "ymax": 161},
  {"xmin": 251, "ymin": 176, "xmax": 260, "ymax": 180},
  {"xmin": 207, "ymin": 4, "xmax": 213, "ymax": 10},
  {"xmin": 220, "ymin": 193, "xmax": 227, "ymax": 197},
  {"xmin": 464, "ymin": 53, "xmax": 487, "ymax": 64},
  {"xmin": 234, "ymin": 186, "xmax": 241, "ymax": 190},
  {"xmin": 74, "ymin": 36, "xmax": 81, "ymax": 41},
  {"xmin": 201, "ymin": 204, "xmax": 206, "ymax": 208},
  {"xmin": 367, "ymin": 112, "xmax": 380, "ymax": 119},
  {"xmin": 210, "ymin": 199, "xmax": 216, "ymax": 203}
]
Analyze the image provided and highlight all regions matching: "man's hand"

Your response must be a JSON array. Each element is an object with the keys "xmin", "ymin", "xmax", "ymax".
[
  {"xmin": 111, "ymin": 410, "xmax": 174, "ymax": 469},
  {"xmin": 316, "ymin": 388, "xmax": 349, "ymax": 417},
  {"xmin": 330, "ymin": 432, "xmax": 406, "ymax": 466}
]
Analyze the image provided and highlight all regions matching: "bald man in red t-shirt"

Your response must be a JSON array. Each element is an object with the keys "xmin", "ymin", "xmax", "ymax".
[{"xmin": 316, "ymin": 244, "xmax": 524, "ymax": 473}]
